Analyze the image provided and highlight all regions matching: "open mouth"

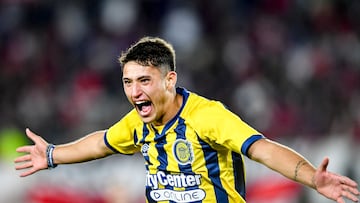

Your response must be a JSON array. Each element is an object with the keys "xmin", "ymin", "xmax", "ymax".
[{"xmin": 135, "ymin": 101, "xmax": 152, "ymax": 115}]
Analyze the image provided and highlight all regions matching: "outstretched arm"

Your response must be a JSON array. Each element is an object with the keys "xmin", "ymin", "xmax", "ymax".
[
  {"xmin": 248, "ymin": 138, "xmax": 359, "ymax": 203},
  {"xmin": 14, "ymin": 128, "xmax": 114, "ymax": 177}
]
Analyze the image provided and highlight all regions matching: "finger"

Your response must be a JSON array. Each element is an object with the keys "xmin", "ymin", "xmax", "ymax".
[
  {"xmin": 347, "ymin": 187, "xmax": 360, "ymax": 197},
  {"xmin": 341, "ymin": 188, "xmax": 359, "ymax": 202},
  {"xmin": 20, "ymin": 168, "xmax": 38, "ymax": 177},
  {"xmin": 25, "ymin": 128, "xmax": 40, "ymax": 142},
  {"xmin": 341, "ymin": 176, "xmax": 359, "ymax": 188},
  {"xmin": 318, "ymin": 157, "xmax": 329, "ymax": 172},
  {"xmin": 25, "ymin": 128, "xmax": 48, "ymax": 146},
  {"xmin": 15, "ymin": 161, "xmax": 33, "ymax": 170},
  {"xmin": 14, "ymin": 154, "xmax": 31, "ymax": 163},
  {"xmin": 16, "ymin": 146, "xmax": 33, "ymax": 153},
  {"xmin": 342, "ymin": 184, "xmax": 360, "ymax": 196},
  {"xmin": 336, "ymin": 197, "xmax": 345, "ymax": 203}
]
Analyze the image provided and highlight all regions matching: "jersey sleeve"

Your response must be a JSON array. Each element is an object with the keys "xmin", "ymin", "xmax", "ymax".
[
  {"xmin": 195, "ymin": 101, "xmax": 265, "ymax": 157},
  {"xmin": 104, "ymin": 109, "xmax": 141, "ymax": 154}
]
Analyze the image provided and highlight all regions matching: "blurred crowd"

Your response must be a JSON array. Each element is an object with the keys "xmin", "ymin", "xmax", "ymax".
[{"xmin": 1, "ymin": 0, "xmax": 359, "ymax": 202}]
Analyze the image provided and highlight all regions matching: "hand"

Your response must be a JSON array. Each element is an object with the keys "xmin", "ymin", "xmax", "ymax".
[
  {"xmin": 314, "ymin": 157, "xmax": 359, "ymax": 203},
  {"xmin": 14, "ymin": 128, "xmax": 49, "ymax": 177}
]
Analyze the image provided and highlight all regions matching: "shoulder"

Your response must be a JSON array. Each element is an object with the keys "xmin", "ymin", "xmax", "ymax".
[
  {"xmin": 108, "ymin": 109, "xmax": 143, "ymax": 133},
  {"xmin": 190, "ymin": 93, "xmax": 238, "ymax": 121},
  {"xmin": 186, "ymin": 92, "xmax": 228, "ymax": 114},
  {"xmin": 182, "ymin": 92, "xmax": 241, "ymax": 131}
]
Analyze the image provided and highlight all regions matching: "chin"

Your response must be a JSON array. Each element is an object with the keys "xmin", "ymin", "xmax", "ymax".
[{"xmin": 140, "ymin": 116, "xmax": 154, "ymax": 124}]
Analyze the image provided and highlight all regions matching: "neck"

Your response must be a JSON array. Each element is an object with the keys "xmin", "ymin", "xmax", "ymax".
[{"xmin": 153, "ymin": 92, "xmax": 183, "ymax": 126}]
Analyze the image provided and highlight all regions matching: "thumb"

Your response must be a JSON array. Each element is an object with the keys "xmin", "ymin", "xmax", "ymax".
[
  {"xmin": 25, "ymin": 128, "xmax": 42, "ymax": 143},
  {"xmin": 318, "ymin": 157, "xmax": 329, "ymax": 172}
]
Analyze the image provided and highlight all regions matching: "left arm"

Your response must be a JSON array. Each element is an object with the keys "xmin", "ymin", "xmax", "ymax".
[{"xmin": 248, "ymin": 138, "xmax": 359, "ymax": 203}]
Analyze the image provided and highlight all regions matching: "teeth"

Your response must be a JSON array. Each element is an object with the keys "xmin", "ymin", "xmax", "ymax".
[
  {"xmin": 135, "ymin": 101, "xmax": 146, "ymax": 105},
  {"xmin": 134, "ymin": 101, "xmax": 151, "ymax": 111}
]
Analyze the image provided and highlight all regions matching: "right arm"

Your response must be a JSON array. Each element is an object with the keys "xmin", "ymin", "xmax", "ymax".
[
  {"xmin": 14, "ymin": 128, "xmax": 115, "ymax": 177},
  {"xmin": 54, "ymin": 130, "xmax": 114, "ymax": 164}
]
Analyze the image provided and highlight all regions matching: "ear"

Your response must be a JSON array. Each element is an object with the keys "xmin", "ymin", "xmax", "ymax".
[{"xmin": 166, "ymin": 71, "xmax": 177, "ymax": 89}]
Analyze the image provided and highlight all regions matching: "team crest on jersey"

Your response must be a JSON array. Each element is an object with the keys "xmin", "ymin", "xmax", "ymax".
[{"xmin": 173, "ymin": 139, "xmax": 194, "ymax": 165}]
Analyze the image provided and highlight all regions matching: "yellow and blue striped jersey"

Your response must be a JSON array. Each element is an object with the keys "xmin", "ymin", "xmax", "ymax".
[{"xmin": 105, "ymin": 87, "xmax": 264, "ymax": 203}]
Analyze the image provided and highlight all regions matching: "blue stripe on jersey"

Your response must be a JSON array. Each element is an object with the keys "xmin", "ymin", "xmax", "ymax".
[
  {"xmin": 155, "ymin": 137, "xmax": 176, "ymax": 203},
  {"xmin": 241, "ymin": 134, "xmax": 265, "ymax": 157},
  {"xmin": 133, "ymin": 129, "xmax": 138, "ymax": 145},
  {"xmin": 156, "ymin": 138, "xmax": 168, "ymax": 171},
  {"xmin": 232, "ymin": 152, "xmax": 246, "ymax": 199},
  {"xmin": 174, "ymin": 117, "xmax": 186, "ymax": 139},
  {"xmin": 141, "ymin": 124, "xmax": 156, "ymax": 203},
  {"xmin": 197, "ymin": 135, "xmax": 229, "ymax": 203},
  {"xmin": 140, "ymin": 123, "xmax": 150, "ymax": 144},
  {"xmin": 141, "ymin": 124, "xmax": 151, "ymax": 169},
  {"xmin": 174, "ymin": 117, "xmax": 186, "ymax": 140}
]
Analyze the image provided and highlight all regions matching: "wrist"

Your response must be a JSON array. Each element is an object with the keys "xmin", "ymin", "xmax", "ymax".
[{"xmin": 46, "ymin": 144, "xmax": 58, "ymax": 169}]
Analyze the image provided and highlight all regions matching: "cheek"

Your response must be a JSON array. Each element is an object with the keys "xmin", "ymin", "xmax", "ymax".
[
  {"xmin": 123, "ymin": 88, "xmax": 133, "ymax": 102},
  {"xmin": 154, "ymin": 89, "xmax": 169, "ymax": 106},
  {"xmin": 148, "ymin": 82, "xmax": 166, "ymax": 96}
]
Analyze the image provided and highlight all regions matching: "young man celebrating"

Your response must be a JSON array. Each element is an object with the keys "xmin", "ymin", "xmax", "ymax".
[{"xmin": 15, "ymin": 37, "xmax": 359, "ymax": 203}]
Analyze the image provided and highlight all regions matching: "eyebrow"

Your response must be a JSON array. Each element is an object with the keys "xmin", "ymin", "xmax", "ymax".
[{"xmin": 122, "ymin": 75, "xmax": 151, "ymax": 81}]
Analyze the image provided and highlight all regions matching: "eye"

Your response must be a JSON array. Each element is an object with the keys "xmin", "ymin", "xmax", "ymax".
[
  {"xmin": 123, "ymin": 79, "xmax": 132, "ymax": 86},
  {"xmin": 140, "ymin": 78, "xmax": 150, "ymax": 84}
]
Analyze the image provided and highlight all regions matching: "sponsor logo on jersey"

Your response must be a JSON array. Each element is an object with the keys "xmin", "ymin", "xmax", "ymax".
[
  {"xmin": 173, "ymin": 139, "xmax": 194, "ymax": 165},
  {"xmin": 146, "ymin": 171, "xmax": 205, "ymax": 202},
  {"xmin": 141, "ymin": 143, "xmax": 149, "ymax": 156},
  {"xmin": 150, "ymin": 189, "xmax": 206, "ymax": 202},
  {"xmin": 146, "ymin": 171, "xmax": 202, "ymax": 189}
]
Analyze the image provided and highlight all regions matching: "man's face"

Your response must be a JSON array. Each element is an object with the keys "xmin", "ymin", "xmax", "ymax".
[{"xmin": 122, "ymin": 61, "xmax": 174, "ymax": 124}]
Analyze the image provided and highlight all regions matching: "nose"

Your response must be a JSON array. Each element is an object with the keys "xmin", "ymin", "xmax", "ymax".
[{"xmin": 131, "ymin": 82, "xmax": 142, "ymax": 98}]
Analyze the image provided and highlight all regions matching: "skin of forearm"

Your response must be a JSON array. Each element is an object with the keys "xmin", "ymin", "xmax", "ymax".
[
  {"xmin": 249, "ymin": 139, "xmax": 317, "ymax": 188},
  {"xmin": 52, "ymin": 130, "xmax": 113, "ymax": 164}
]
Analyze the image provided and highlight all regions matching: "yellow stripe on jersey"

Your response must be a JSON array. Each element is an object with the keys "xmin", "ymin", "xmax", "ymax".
[{"xmin": 105, "ymin": 87, "xmax": 265, "ymax": 203}]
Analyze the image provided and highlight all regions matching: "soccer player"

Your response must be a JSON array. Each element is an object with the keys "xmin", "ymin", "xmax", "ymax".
[{"xmin": 15, "ymin": 37, "xmax": 359, "ymax": 203}]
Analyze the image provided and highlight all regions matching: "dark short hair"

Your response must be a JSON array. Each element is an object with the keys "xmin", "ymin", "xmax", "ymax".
[{"xmin": 119, "ymin": 37, "xmax": 176, "ymax": 72}]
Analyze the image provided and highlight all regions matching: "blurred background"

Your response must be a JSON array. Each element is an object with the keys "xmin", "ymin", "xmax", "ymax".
[{"xmin": 0, "ymin": 0, "xmax": 359, "ymax": 202}]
